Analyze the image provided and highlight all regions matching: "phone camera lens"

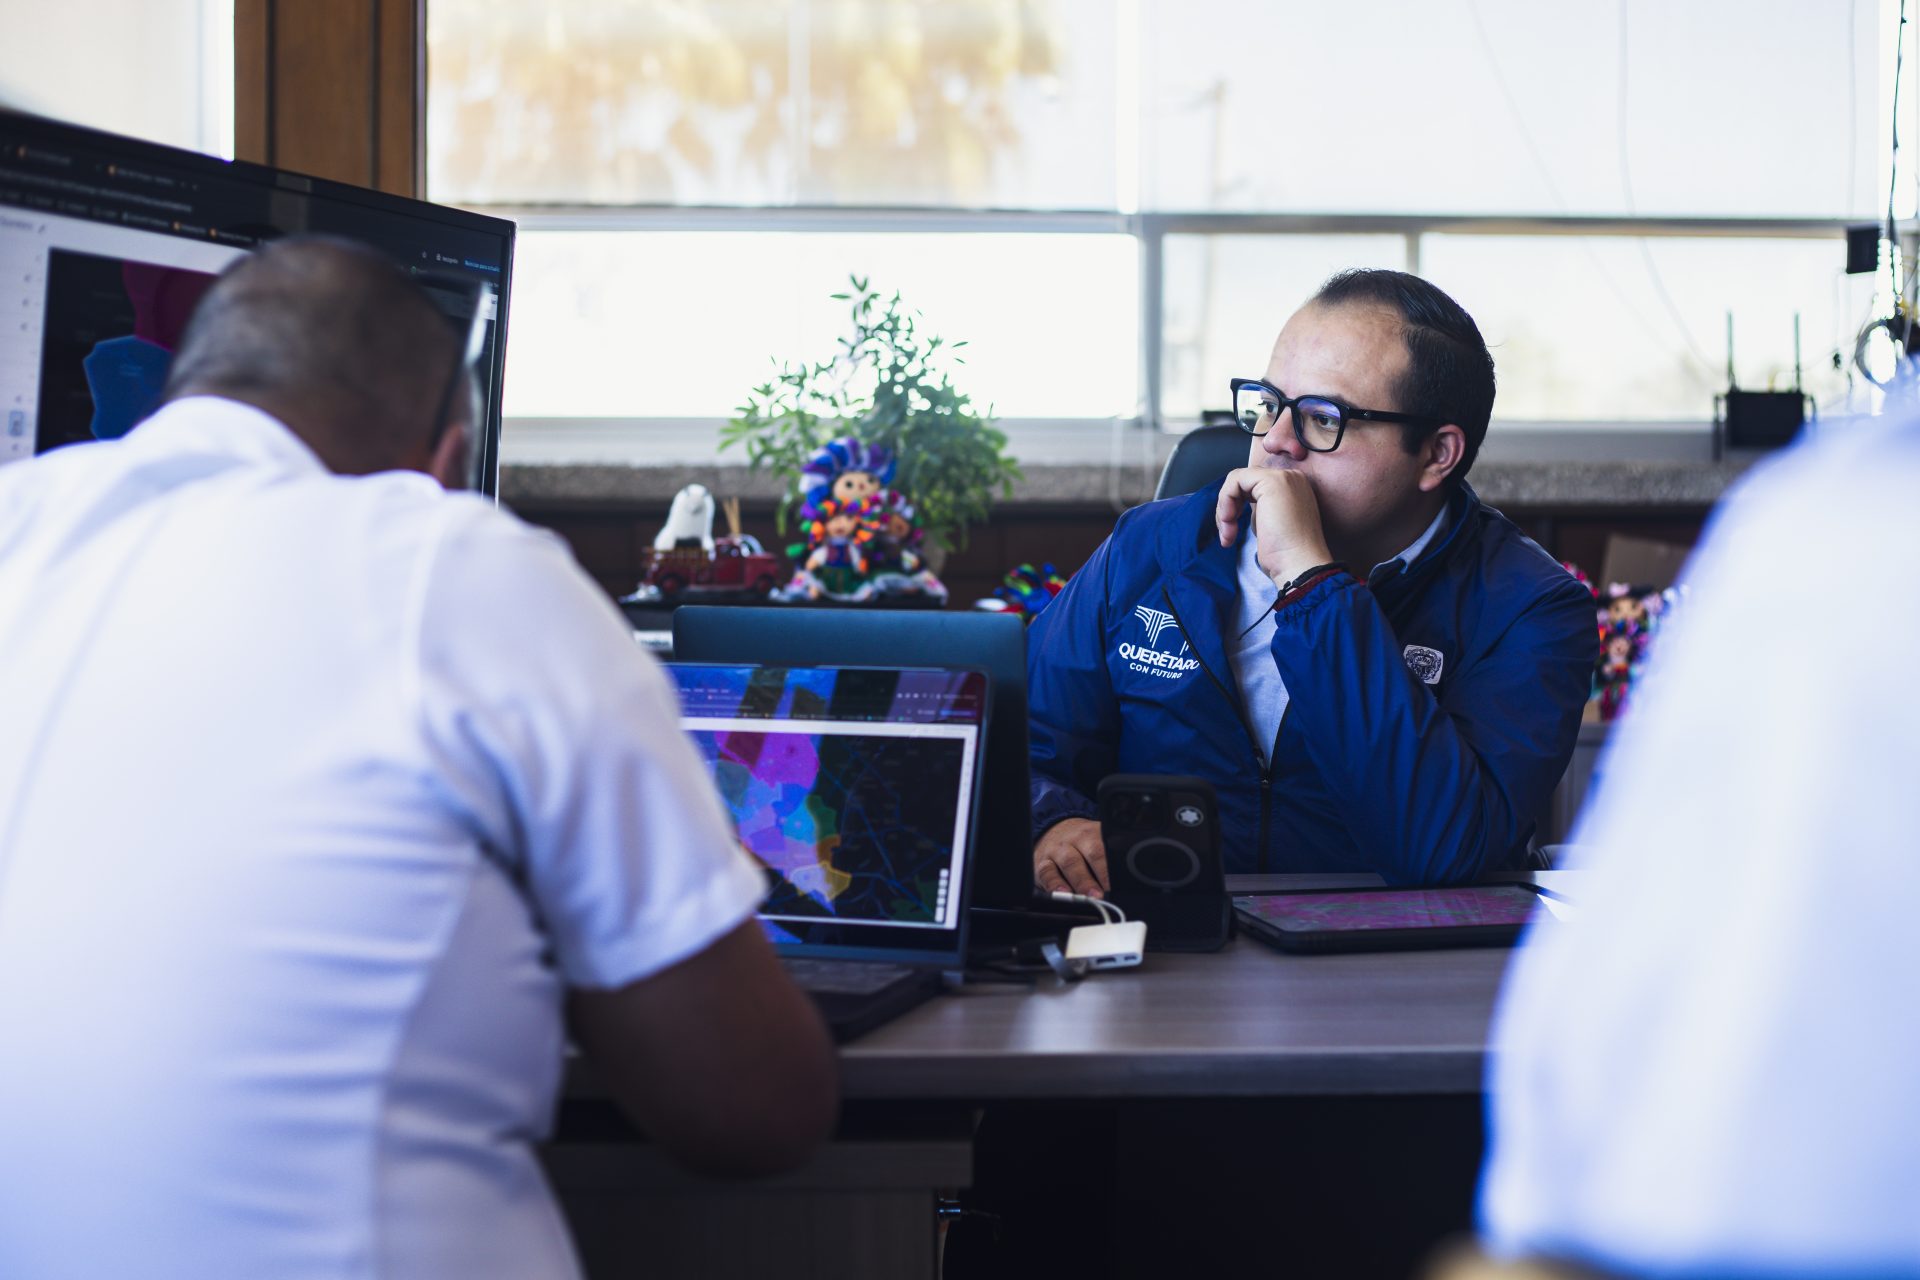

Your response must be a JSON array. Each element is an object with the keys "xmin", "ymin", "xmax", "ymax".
[
  {"xmin": 1108, "ymin": 790, "xmax": 1158, "ymax": 828},
  {"xmin": 1133, "ymin": 791, "xmax": 1164, "ymax": 827}
]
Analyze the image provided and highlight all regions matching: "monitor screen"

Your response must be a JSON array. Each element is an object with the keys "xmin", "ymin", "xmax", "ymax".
[
  {"xmin": 0, "ymin": 110, "xmax": 514, "ymax": 496},
  {"xmin": 665, "ymin": 663, "xmax": 987, "ymax": 963}
]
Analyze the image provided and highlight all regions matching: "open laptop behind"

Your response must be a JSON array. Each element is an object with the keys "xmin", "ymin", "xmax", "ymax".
[
  {"xmin": 662, "ymin": 662, "xmax": 988, "ymax": 1042},
  {"xmin": 673, "ymin": 607, "xmax": 1036, "ymax": 917}
]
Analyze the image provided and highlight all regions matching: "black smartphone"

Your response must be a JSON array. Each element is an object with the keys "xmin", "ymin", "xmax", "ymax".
[{"xmin": 1098, "ymin": 774, "xmax": 1231, "ymax": 953}]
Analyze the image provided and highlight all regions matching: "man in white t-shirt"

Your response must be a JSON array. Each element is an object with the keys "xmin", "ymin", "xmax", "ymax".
[
  {"xmin": 1472, "ymin": 407, "xmax": 1920, "ymax": 1278},
  {"xmin": 0, "ymin": 238, "xmax": 836, "ymax": 1279}
]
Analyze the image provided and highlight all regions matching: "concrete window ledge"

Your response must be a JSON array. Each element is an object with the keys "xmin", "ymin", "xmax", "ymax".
[
  {"xmin": 497, "ymin": 418, "xmax": 1761, "ymax": 510},
  {"xmin": 499, "ymin": 457, "xmax": 1755, "ymax": 510}
]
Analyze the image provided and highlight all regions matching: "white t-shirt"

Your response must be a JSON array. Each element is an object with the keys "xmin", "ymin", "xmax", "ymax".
[
  {"xmin": 1480, "ymin": 414, "xmax": 1920, "ymax": 1276},
  {"xmin": 0, "ymin": 398, "xmax": 769, "ymax": 1280}
]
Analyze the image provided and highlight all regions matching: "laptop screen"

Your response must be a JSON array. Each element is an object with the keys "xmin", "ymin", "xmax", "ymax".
[
  {"xmin": 670, "ymin": 605, "xmax": 1033, "ymax": 913},
  {"xmin": 664, "ymin": 663, "xmax": 987, "ymax": 963}
]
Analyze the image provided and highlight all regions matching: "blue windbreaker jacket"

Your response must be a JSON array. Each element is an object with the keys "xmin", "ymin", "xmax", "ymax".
[{"xmin": 1027, "ymin": 480, "xmax": 1597, "ymax": 884}]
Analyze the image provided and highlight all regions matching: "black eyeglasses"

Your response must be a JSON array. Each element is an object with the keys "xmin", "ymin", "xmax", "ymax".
[{"xmin": 1228, "ymin": 376, "xmax": 1444, "ymax": 452}]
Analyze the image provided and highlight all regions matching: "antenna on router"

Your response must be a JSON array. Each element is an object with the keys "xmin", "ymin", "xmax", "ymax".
[
  {"xmin": 1714, "ymin": 311, "xmax": 1806, "ymax": 458},
  {"xmin": 1725, "ymin": 312, "xmax": 1737, "ymax": 391},
  {"xmin": 1793, "ymin": 313, "xmax": 1803, "ymax": 394}
]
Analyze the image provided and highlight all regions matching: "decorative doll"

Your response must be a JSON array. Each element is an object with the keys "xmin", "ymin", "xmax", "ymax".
[
  {"xmin": 1585, "ymin": 579, "xmax": 1687, "ymax": 722},
  {"xmin": 798, "ymin": 438, "xmax": 896, "ymax": 514},
  {"xmin": 858, "ymin": 489, "xmax": 948, "ymax": 603},
  {"xmin": 1604, "ymin": 589, "xmax": 1648, "ymax": 631},
  {"xmin": 1595, "ymin": 628, "xmax": 1641, "ymax": 721},
  {"xmin": 866, "ymin": 488, "xmax": 924, "ymax": 574},
  {"xmin": 774, "ymin": 438, "xmax": 957, "ymax": 603},
  {"xmin": 794, "ymin": 497, "xmax": 876, "ymax": 599}
]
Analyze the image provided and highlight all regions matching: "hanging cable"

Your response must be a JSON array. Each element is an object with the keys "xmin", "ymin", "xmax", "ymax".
[
  {"xmin": 1615, "ymin": 0, "xmax": 1719, "ymax": 380},
  {"xmin": 1463, "ymin": 0, "xmax": 1685, "ymax": 372},
  {"xmin": 1465, "ymin": 0, "xmax": 1570, "ymax": 213},
  {"xmin": 1856, "ymin": 0, "xmax": 1919, "ymax": 390},
  {"xmin": 1889, "ymin": 0, "xmax": 1908, "ymax": 340}
]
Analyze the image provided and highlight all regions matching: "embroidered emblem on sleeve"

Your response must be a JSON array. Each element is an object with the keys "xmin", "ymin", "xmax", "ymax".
[{"xmin": 1403, "ymin": 645, "xmax": 1445, "ymax": 684}]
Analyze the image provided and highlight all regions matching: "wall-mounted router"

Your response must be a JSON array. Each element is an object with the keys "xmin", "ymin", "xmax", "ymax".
[{"xmin": 1712, "ymin": 313, "xmax": 1807, "ymax": 460}]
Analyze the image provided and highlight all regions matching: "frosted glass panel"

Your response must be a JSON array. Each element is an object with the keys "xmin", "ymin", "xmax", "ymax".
[
  {"xmin": 1141, "ymin": 0, "xmax": 1875, "ymax": 218},
  {"xmin": 428, "ymin": 0, "xmax": 1117, "ymax": 208}
]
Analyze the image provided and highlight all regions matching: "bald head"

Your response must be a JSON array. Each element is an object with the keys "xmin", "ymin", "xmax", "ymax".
[{"xmin": 163, "ymin": 236, "xmax": 469, "ymax": 479}]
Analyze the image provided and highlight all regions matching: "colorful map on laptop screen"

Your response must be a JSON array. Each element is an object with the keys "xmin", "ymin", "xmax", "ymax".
[{"xmin": 666, "ymin": 665, "xmax": 985, "ymax": 940}]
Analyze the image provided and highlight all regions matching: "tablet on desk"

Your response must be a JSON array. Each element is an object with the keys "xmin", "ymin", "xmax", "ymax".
[{"xmin": 1232, "ymin": 884, "xmax": 1548, "ymax": 954}]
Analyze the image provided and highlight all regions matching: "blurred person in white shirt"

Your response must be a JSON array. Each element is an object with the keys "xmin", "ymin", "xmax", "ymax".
[{"xmin": 1466, "ymin": 405, "xmax": 1920, "ymax": 1278}]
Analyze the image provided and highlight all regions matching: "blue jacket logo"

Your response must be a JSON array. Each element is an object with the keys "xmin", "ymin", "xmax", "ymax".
[
  {"xmin": 1120, "ymin": 604, "xmax": 1197, "ymax": 679},
  {"xmin": 1134, "ymin": 605, "xmax": 1182, "ymax": 647}
]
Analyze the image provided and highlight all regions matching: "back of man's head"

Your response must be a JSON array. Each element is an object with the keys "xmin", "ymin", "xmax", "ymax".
[
  {"xmin": 1313, "ymin": 268, "xmax": 1495, "ymax": 482},
  {"xmin": 163, "ymin": 236, "xmax": 462, "ymax": 476}
]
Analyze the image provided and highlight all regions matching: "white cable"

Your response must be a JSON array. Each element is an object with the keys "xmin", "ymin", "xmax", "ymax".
[{"xmin": 1048, "ymin": 890, "xmax": 1128, "ymax": 924}]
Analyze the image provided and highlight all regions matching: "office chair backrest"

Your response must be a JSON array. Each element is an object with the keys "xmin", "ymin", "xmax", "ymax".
[{"xmin": 1153, "ymin": 425, "xmax": 1249, "ymax": 501}]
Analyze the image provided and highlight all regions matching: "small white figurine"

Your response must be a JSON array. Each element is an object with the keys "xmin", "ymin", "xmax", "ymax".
[{"xmin": 655, "ymin": 482, "xmax": 715, "ymax": 555}]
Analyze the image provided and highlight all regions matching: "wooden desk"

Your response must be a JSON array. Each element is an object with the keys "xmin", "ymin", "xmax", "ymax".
[
  {"xmin": 845, "ymin": 872, "xmax": 1535, "ymax": 1100},
  {"xmin": 552, "ymin": 873, "xmax": 1570, "ymax": 1279},
  {"xmin": 844, "ymin": 937, "xmax": 1508, "ymax": 1099}
]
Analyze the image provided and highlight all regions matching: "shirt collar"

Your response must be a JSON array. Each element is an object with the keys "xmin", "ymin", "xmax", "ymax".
[
  {"xmin": 1373, "ymin": 501, "xmax": 1449, "ymax": 578},
  {"xmin": 134, "ymin": 395, "xmax": 331, "ymax": 477}
]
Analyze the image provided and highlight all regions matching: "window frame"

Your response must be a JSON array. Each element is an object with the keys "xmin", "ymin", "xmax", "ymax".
[{"xmin": 483, "ymin": 204, "xmax": 1858, "ymax": 445}]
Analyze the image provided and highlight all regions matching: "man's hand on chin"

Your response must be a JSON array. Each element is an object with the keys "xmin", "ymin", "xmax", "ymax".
[
  {"xmin": 1034, "ymin": 817, "xmax": 1108, "ymax": 898},
  {"xmin": 1215, "ymin": 466, "xmax": 1334, "ymax": 589}
]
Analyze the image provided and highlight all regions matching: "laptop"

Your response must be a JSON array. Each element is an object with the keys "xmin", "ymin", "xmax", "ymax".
[
  {"xmin": 662, "ymin": 662, "xmax": 989, "ymax": 1042},
  {"xmin": 672, "ymin": 607, "xmax": 1038, "ymax": 918}
]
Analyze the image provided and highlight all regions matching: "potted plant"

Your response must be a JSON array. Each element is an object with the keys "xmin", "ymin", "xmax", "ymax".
[{"xmin": 720, "ymin": 275, "xmax": 1021, "ymax": 560}]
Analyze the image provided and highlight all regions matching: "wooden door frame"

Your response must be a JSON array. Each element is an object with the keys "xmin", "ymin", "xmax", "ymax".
[{"xmin": 234, "ymin": 0, "xmax": 423, "ymax": 197}]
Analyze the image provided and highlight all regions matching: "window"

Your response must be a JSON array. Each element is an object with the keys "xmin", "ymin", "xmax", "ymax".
[
  {"xmin": 1160, "ymin": 234, "xmax": 1409, "ymax": 423},
  {"xmin": 1, "ymin": 0, "xmax": 233, "ymax": 161},
  {"xmin": 503, "ymin": 227, "xmax": 1136, "ymax": 419},
  {"xmin": 1422, "ymin": 235, "xmax": 1877, "ymax": 421},
  {"xmin": 428, "ymin": 0, "xmax": 1892, "ymax": 434}
]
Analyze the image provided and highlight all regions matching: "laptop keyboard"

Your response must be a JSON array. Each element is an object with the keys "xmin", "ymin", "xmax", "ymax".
[{"xmin": 782, "ymin": 957, "xmax": 918, "ymax": 996}]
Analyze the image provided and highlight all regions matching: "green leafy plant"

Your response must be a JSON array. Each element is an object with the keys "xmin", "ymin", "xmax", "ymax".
[{"xmin": 720, "ymin": 275, "xmax": 1021, "ymax": 550}]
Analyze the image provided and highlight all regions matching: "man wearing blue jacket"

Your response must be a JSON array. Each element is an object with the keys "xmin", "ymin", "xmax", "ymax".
[{"xmin": 1029, "ymin": 269, "xmax": 1595, "ymax": 889}]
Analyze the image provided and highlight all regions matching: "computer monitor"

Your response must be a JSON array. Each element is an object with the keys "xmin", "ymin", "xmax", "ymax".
[{"xmin": 0, "ymin": 110, "xmax": 514, "ymax": 496}]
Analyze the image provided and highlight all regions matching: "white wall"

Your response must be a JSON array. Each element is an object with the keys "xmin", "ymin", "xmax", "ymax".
[{"xmin": 0, "ymin": 0, "xmax": 233, "ymax": 158}]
